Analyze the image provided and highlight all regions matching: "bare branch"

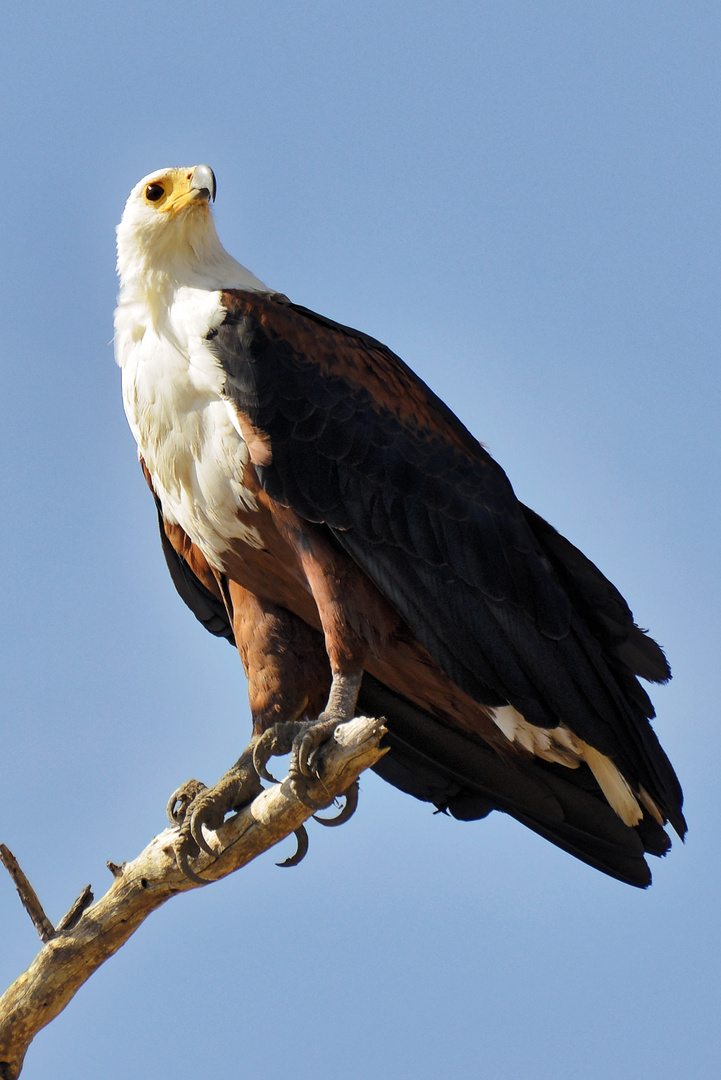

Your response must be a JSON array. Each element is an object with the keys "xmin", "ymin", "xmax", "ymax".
[
  {"xmin": 0, "ymin": 847, "xmax": 55, "ymax": 945},
  {"xmin": 55, "ymin": 886, "xmax": 94, "ymax": 934},
  {"xmin": 0, "ymin": 716, "xmax": 387, "ymax": 1080}
]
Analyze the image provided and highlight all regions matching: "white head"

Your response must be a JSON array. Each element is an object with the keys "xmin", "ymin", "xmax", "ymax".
[{"xmin": 116, "ymin": 165, "xmax": 267, "ymax": 293}]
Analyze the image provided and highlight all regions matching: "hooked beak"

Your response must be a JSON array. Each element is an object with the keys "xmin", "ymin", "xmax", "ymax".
[{"xmin": 191, "ymin": 164, "xmax": 216, "ymax": 203}]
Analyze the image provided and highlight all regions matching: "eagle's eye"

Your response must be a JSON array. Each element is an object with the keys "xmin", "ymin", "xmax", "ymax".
[{"xmin": 145, "ymin": 183, "xmax": 165, "ymax": 203}]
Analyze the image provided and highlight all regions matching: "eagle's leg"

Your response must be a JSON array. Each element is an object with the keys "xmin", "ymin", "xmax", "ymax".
[
  {"xmin": 167, "ymin": 579, "xmax": 367, "ymax": 880},
  {"xmin": 297, "ymin": 670, "xmax": 364, "ymax": 774},
  {"xmin": 252, "ymin": 669, "xmax": 364, "ymax": 807}
]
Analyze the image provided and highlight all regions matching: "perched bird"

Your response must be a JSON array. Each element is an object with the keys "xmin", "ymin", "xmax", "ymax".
[{"xmin": 114, "ymin": 164, "xmax": 684, "ymax": 887}]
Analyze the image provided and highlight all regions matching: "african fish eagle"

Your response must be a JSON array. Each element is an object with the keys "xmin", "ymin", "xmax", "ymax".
[{"xmin": 114, "ymin": 164, "xmax": 685, "ymax": 887}]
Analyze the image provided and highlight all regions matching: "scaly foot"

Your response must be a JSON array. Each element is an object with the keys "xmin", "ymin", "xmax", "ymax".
[
  {"xmin": 253, "ymin": 716, "xmax": 346, "ymax": 806},
  {"xmin": 253, "ymin": 716, "xmax": 361, "ymax": 825},
  {"xmin": 167, "ymin": 748, "xmax": 263, "ymax": 883},
  {"xmin": 168, "ymin": 705, "xmax": 361, "ymax": 882}
]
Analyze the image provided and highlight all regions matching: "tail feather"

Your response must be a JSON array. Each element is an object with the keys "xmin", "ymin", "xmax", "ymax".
[{"xmin": 360, "ymin": 674, "xmax": 672, "ymax": 888}]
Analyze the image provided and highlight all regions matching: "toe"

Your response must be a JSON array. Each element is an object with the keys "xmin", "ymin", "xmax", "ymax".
[
  {"xmin": 166, "ymin": 779, "xmax": 207, "ymax": 825},
  {"xmin": 173, "ymin": 836, "xmax": 209, "ymax": 885}
]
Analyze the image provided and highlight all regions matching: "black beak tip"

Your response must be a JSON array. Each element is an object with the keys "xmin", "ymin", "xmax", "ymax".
[{"xmin": 192, "ymin": 165, "xmax": 217, "ymax": 203}]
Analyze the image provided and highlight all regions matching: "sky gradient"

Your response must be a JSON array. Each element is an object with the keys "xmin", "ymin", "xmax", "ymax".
[{"xmin": 1, "ymin": 3, "xmax": 719, "ymax": 1077}]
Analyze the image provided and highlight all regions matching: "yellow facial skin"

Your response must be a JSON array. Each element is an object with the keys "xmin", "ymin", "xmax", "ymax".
[{"xmin": 142, "ymin": 166, "xmax": 215, "ymax": 216}]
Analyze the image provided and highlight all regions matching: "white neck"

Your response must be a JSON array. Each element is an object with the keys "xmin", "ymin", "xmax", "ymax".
[{"xmin": 116, "ymin": 207, "xmax": 269, "ymax": 298}]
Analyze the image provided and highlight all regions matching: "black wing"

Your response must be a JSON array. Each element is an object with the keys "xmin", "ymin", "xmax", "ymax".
[
  {"xmin": 148, "ymin": 476, "xmax": 672, "ymax": 887},
  {"xmin": 208, "ymin": 289, "xmax": 684, "ymax": 837}
]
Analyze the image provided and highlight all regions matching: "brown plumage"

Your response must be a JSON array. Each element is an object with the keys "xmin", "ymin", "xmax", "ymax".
[{"xmin": 116, "ymin": 165, "xmax": 685, "ymax": 887}]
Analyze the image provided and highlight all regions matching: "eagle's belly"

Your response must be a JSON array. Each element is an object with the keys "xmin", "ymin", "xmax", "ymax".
[{"xmin": 121, "ymin": 334, "xmax": 264, "ymax": 571}]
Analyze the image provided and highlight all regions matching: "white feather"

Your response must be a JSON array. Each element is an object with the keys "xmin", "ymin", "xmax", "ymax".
[
  {"xmin": 491, "ymin": 705, "xmax": 644, "ymax": 825},
  {"xmin": 114, "ymin": 167, "xmax": 270, "ymax": 567}
]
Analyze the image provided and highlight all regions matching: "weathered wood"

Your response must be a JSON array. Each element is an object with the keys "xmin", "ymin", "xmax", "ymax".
[
  {"xmin": 0, "ymin": 716, "xmax": 387, "ymax": 1080},
  {"xmin": 0, "ymin": 848, "xmax": 55, "ymax": 945},
  {"xmin": 55, "ymin": 886, "xmax": 94, "ymax": 934}
]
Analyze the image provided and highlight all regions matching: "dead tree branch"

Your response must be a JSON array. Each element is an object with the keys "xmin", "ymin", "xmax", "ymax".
[
  {"xmin": 0, "ymin": 848, "xmax": 56, "ymax": 945},
  {"xmin": 0, "ymin": 716, "xmax": 387, "ymax": 1080}
]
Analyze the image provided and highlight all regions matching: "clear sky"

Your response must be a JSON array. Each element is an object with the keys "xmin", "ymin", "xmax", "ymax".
[{"xmin": 1, "ymin": 3, "xmax": 719, "ymax": 1077}]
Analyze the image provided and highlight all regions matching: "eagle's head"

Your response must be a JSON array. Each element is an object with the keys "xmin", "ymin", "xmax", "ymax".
[{"xmin": 116, "ymin": 165, "xmax": 265, "ymax": 293}]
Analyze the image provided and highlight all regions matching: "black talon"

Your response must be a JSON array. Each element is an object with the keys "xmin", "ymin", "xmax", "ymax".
[
  {"xmin": 253, "ymin": 740, "xmax": 281, "ymax": 784},
  {"xmin": 291, "ymin": 786, "xmax": 326, "ymax": 811},
  {"xmin": 167, "ymin": 796, "xmax": 181, "ymax": 825},
  {"xmin": 167, "ymin": 752, "xmax": 262, "ymax": 881},
  {"xmin": 166, "ymin": 779, "xmax": 207, "ymax": 825},
  {"xmin": 258, "ymin": 762, "xmax": 281, "ymax": 784},
  {"xmin": 295, "ymin": 715, "xmax": 341, "ymax": 778},
  {"xmin": 190, "ymin": 816, "xmax": 217, "ymax": 857},
  {"xmin": 276, "ymin": 825, "xmax": 309, "ymax": 868},
  {"xmin": 172, "ymin": 833, "xmax": 209, "ymax": 885},
  {"xmin": 314, "ymin": 780, "xmax": 359, "ymax": 827},
  {"xmin": 176, "ymin": 853, "xmax": 209, "ymax": 886},
  {"xmin": 286, "ymin": 767, "xmax": 328, "ymax": 811},
  {"xmin": 169, "ymin": 714, "xmax": 349, "ymax": 881},
  {"xmin": 253, "ymin": 719, "xmax": 311, "ymax": 784}
]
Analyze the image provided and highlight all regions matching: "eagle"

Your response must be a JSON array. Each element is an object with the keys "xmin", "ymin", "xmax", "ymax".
[{"xmin": 114, "ymin": 164, "xmax": 685, "ymax": 887}]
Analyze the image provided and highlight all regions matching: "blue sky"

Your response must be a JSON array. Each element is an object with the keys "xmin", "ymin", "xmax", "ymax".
[{"xmin": 1, "ymin": 2, "xmax": 719, "ymax": 1077}]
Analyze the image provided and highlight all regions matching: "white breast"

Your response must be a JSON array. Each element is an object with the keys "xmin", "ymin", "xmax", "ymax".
[{"xmin": 115, "ymin": 285, "xmax": 263, "ymax": 568}]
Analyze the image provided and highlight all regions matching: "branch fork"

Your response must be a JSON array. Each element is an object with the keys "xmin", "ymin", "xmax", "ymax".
[{"xmin": 0, "ymin": 715, "xmax": 387, "ymax": 1080}]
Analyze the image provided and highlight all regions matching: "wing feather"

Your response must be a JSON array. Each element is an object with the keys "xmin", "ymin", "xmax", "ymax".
[{"xmin": 209, "ymin": 289, "xmax": 684, "ymax": 835}]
